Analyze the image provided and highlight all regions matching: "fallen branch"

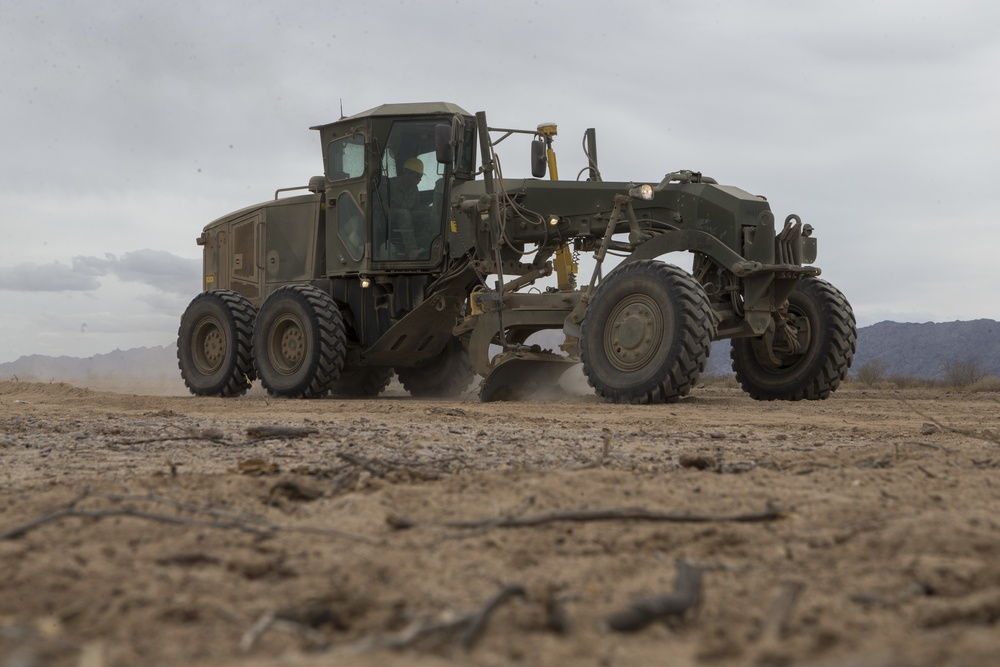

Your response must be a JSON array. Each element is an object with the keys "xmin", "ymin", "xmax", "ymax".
[
  {"xmin": 358, "ymin": 583, "xmax": 526, "ymax": 652},
  {"xmin": 458, "ymin": 583, "xmax": 527, "ymax": 648},
  {"xmin": 337, "ymin": 452, "xmax": 387, "ymax": 477},
  {"xmin": 0, "ymin": 500, "xmax": 378, "ymax": 545},
  {"xmin": 0, "ymin": 506, "xmax": 266, "ymax": 540},
  {"xmin": 99, "ymin": 492, "xmax": 271, "ymax": 524},
  {"xmin": 759, "ymin": 580, "xmax": 804, "ymax": 642},
  {"xmin": 606, "ymin": 561, "xmax": 702, "ymax": 632},
  {"xmin": 240, "ymin": 611, "xmax": 276, "ymax": 652},
  {"xmin": 246, "ymin": 425, "xmax": 318, "ymax": 440},
  {"xmin": 435, "ymin": 505, "xmax": 786, "ymax": 531},
  {"xmin": 916, "ymin": 464, "xmax": 940, "ymax": 479},
  {"xmin": 240, "ymin": 610, "xmax": 329, "ymax": 652},
  {"xmin": 116, "ymin": 425, "xmax": 320, "ymax": 448}
]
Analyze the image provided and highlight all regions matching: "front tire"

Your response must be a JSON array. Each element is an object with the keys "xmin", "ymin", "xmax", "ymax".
[
  {"xmin": 177, "ymin": 290, "xmax": 256, "ymax": 397},
  {"xmin": 581, "ymin": 260, "xmax": 714, "ymax": 404},
  {"xmin": 253, "ymin": 285, "xmax": 346, "ymax": 398},
  {"xmin": 731, "ymin": 277, "xmax": 856, "ymax": 400}
]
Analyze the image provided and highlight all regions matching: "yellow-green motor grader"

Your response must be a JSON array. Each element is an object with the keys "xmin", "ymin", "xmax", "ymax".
[{"xmin": 178, "ymin": 102, "xmax": 856, "ymax": 402}]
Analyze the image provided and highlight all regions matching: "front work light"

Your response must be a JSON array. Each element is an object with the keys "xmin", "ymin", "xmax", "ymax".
[{"xmin": 629, "ymin": 183, "xmax": 654, "ymax": 200}]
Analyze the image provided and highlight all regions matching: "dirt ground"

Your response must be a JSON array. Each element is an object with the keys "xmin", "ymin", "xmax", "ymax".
[{"xmin": 2, "ymin": 376, "xmax": 1000, "ymax": 667}]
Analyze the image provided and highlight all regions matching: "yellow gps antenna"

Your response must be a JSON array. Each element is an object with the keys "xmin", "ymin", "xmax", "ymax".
[
  {"xmin": 537, "ymin": 123, "xmax": 559, "ymax": 180},
  {"xmin": 538, "ymin": 123, "xmax": 577, "ymax": 290}
]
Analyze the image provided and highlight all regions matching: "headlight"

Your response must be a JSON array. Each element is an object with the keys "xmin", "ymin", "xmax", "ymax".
[{"xmin": 629, "ymin": 183, "xmax": 654, "ymax": 200}]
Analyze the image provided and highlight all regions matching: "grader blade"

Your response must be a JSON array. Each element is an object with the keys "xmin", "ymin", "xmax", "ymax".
[{"xmin": 479, "ymin": 351, "xmax": 578, "ymax": 402}]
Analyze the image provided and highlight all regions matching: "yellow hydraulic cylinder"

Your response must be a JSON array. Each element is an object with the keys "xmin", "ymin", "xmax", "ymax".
[
  {"xmin": 537, "ymin": 123, "xmax": 575, "ymax": 289},
  {"xmin": 554, "ymin": 244, "xmax": 576, "ymax": 290}
]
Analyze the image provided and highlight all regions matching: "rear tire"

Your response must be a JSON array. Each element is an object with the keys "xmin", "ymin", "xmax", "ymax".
[
  {"xmin": 329, "ymin": 366, "xmax": 393, "ymax": 398},
  {"xmin": 581, "ymin": 260, "xmax": 713, "ymax": 404},
  {"xmin": 253, "ymin": 285, "xmax": 346, "ymax": 398},
  {"xmin": 397, "ymin": 338, "xmax": 474, "ymax": 398},
  {"xmin": 731, "ymin": 277, "xmax": 856, "ymax": 400},
  {"xmin": 177, "ymin": 290, "xmax": 256, "ymax": 397}
]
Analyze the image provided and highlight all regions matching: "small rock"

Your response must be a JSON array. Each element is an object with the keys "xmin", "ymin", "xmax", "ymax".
[
  {"xmin": 679, "ymin": 453, "xmax": 717, "ymax": 470},
  {"xmin": 720, "ymin": 461, "xmax": 757, "ymax": 474},
  {"xmin": 233, "ymin": 458, "xmax": 280, "ymax": 476}
]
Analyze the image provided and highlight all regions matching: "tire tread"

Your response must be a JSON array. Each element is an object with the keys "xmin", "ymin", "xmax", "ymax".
[
  {"xmin": 581, "ymin": 260, "xmax": 714, "ymax": 404},
  {"xmin": 731, "ymin": 277, "xmax": 856, "ymax": 401}
]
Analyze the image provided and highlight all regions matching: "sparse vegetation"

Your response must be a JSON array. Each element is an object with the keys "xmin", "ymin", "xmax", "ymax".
[
  {"xmin": 697, "ymin": 373, "xmax": 739, "ymax": 389},
  {"xmin": 943, "ymin": 359, "xmax": 989, "ymax": 388},
  {"xmin": 965, "ymin": 375, "xmax": 1000, "ymax": 393},
  {"xmin": 843, "ymin": 355, "xmax": 999, "ymax": 392},
  {"xmin": 886, "ymin": 374, "xmax": 937, "ymax": 390},
  {"xmin": 855, "ymin": 359, "xmax": 888, "ymax": 387}
]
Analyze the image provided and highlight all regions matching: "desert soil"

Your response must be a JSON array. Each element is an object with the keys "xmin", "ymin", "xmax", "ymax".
[{"xmin": 1, "ymin": 377, "xmax": 1000, "ymax": 667}]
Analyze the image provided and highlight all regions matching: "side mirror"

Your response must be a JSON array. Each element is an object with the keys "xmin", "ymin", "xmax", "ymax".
[
  {"xmin": 435, "ymin": 124, "xmax": 454, "ymax": 164},
  {"xmin": 530, "ymin": 139, "xmax": 547, "ymax": 178}
]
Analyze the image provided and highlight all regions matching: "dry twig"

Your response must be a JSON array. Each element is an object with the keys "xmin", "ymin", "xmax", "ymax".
[
  {"xmin": 0, "ymin": 494, "xmax": 378, "ymax": 544},
  {"xmin": 337, "ymin": 451, "xmax": 387, "ymax": 477},
  {"xmin": 357, "ymin": 583, "xmax": 526, "ymax": 652},
  {"xmin": 435, "ymin": 505, "xmax": 786, "ymax": 531},
  {"xmin": 606, "ymin": 561, "xmax": 702, "ymax": 632},
  {"xmin": 246, "ymin": 425, "xmax": 318, "ymax": 440},
  {"xmin": 760, "ymin": 580, "xmax": 804, "ymax": 641},
  {"xmin": 240, "ymin": 610, "xmax": 329, "ymax": 652}
]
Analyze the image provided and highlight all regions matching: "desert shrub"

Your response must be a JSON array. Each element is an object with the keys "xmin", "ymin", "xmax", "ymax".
[
  {"xmin": 886, "ymin": 374, "xmax": 936, "ymax": 390},
  {"xmin": 965, "ymin": 375, "xmax": 1000, "ymax": 393},
  {"xmin": 699, "ymin": 373, "xmax": 739, "ymax": 388},
  {"xmin": 855, "ymin": 359, "xmax": 888, "ymax": 387},
  {"xmin": 943, "ymin": 359, "xmax": 988, "ymax": 388}
]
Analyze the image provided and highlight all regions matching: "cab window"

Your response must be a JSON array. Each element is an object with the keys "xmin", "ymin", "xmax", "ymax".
[{"xmin": 326, "ymin": 135, "xmax": 365, "ymax": 182}]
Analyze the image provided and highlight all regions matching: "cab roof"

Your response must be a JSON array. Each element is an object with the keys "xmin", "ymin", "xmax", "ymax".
[{"xmin": 310, "ymin": 102, "xmax": 471, "ymax": 131}]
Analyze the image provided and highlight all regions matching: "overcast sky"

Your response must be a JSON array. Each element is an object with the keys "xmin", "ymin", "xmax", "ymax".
[{"xmin": 1, "ymin": 1, "xmax": 998, "ymax": 363}]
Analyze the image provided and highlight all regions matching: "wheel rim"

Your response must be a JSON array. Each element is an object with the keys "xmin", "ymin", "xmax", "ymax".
[
  {"xmin": 751, "ymin": 310, "xmax": 812, "ymax": 371},
  {"xmin": 603, "ymin": 294, "xmax": 663, "ymax": 372},
  {"xmin": 267, "ymin": 314, "xmax": 306, "ymax": 375},
  {"xmin": 192, "ymin": 316, "xmax": 226, "ymax": 375}
]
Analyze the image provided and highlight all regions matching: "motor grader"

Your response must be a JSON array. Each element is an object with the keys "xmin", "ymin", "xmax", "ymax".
[{"xmin": 177, "ymin": 102, "xmax": 856, "ymax": 402}]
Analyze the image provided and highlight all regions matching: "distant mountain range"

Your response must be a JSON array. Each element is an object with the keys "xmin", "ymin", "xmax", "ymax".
[
  {"xmin": 849, "ymin": 319, "xmax": 1000, "ymax": 379},
  {"xmin": 703, "ymin": 318, "xmax": 1000, "ymax": 379},
  {"xmin": 0, "ymin": 346, "xmax": 186, "ymax": 395},
  {"xmin": 1, "ymin": 319, "xmax": 997, "ymax": 393}
]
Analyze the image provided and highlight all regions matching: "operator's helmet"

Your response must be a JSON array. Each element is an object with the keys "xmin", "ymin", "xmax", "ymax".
[{"xmin": 402, "ymin": 157, "xmax": 424, "ymax": 176}]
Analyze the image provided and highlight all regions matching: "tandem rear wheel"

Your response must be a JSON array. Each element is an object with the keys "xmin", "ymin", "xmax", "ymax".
[
  {"xmin": 252, "ymin": 285, "xmax": 347, "ymax": 398},
  {"xmin": 177, "ymin": 289, "xmax": 256, "ymax": 397}
]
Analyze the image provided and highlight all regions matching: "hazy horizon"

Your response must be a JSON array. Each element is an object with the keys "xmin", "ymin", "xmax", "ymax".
[{"xmin": 3, "ymin": 3, "xmax": 999, "ymax": 363}]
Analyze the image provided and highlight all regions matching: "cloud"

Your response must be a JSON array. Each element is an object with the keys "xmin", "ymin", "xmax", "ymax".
[
  {"xmin": 109, "ymin": 249, "xmax": 201, "ymax": 295},
  {"xmin": 0, "ymin": 250, "xmax": 200, "ymax": 295},
  {"xmin": 0, "ymin": 257, "xmax": 104, "ymax": 291},
  {"xmin": 1, "ymin": 0, "xmax": 999, "ymax": 366}
]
